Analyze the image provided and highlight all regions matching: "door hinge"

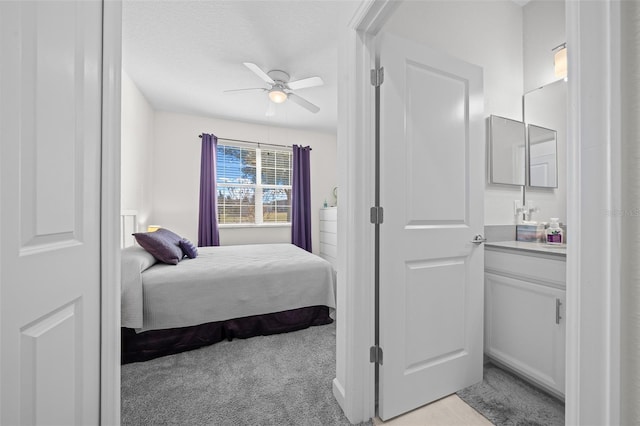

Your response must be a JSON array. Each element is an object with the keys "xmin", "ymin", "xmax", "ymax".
[
  {"xmin": 370, "ymin": 345, "xmax": 384, "ymax": 365},
  {"xmin": 370, "ymin": 67, "xmax": 384, "ymax": 87},
  {"xmin": 370, "ymin": 206, "xmax": 384, "ymax": 225}
]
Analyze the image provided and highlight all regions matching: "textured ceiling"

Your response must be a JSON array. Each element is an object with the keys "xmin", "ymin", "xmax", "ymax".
[{"xmin": 122, "ymin": 1, "xmax": 356, "ymax": 134}]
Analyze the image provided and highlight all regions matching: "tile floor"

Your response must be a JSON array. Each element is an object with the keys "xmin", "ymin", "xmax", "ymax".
[{"xmin": 373, "ymin": 394, "xmax": 492, "ymax": 426}]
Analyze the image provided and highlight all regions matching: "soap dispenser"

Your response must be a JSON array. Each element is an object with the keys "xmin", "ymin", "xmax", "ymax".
[{"xmin": 546, "ymin": 218, "xmax": 564, "ymax": 245}]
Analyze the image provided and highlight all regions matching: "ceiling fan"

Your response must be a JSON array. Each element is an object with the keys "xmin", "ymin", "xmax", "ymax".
[{"xmin": 225, "ymin": 62, "xmax": 324, "ymax": 115}]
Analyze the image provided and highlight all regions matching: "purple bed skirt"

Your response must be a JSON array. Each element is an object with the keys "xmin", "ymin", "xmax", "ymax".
[{"xmin": 121, "ymin": 305, "xmax": 333, "ymax": 364}]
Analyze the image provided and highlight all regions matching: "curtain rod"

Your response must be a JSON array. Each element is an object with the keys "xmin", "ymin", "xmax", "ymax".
[{"xmin": 198, "ymin": 135, "xmax": 306, "ymax": 150}]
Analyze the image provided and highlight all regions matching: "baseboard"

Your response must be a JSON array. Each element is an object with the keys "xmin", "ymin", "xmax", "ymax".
[
  {"xmin": 487, "ymin": 357, "xmax": 565, "ymax": 402},
  {"xmin": 332, "ymin": 377, "xmax": 346, "ymax": 411}
]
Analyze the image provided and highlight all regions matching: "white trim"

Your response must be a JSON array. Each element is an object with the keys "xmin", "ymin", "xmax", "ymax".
[
  {"xmin": 332, "ymin": 378, "xmax": 346, "ymax": 409},
  {"xmin": 348, "ymin": 0, "xmax": 399, "ymax": 34},
  {"xmin": 564, "ymin": 3, "xmax": 581, "ymax": 422},
  {"xmin": 219, "ymin": 223, "xmax": 291, "ymax": 229},
  {"xmin": 100, "ymin": 1, "xmax": 122, "ymax": 425},
  {"xmin": 608, "ymin": 3, "xmax": 622, "ymax": 422},
  {"xmin": 565, "ymin": 1, "xmax": 621, "ymax": 424},
  {"xmin": 619, "ymin": 2, "xmax": 640, "ymax": 423}
]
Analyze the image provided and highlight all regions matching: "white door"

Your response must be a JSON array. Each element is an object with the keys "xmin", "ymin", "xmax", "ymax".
[
  {"xmin": 0, "ymin": 1, "xmax": 103, "ymax": 424},
  {"xmin": 378, "ymin": 32, "xmax": 485, "ymax": 420}
]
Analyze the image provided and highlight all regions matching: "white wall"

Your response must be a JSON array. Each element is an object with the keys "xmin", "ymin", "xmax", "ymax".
[
  {"xmin": 383, "ymin": 0, "xmax": 525, "ymax": 225},
  {"xmin": 121, "ymin": 70, "xmax": 155, "ymax": 231},
  {"xmin": 523, "ymin": 0, "xmax": 565, "ymax": 92},
  {"xmin": 150, "ymin": 111, "xmax": 337, "ymax": 255}
]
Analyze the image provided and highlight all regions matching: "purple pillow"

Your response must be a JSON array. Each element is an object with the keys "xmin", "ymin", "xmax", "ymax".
[
  {"xmin": 133, "ymin": 228, "xmax": 184, "ymax": 265},
  {"xmin": 154, "ymin": 227, "xmax": 182, "ymax": 244},
  {"xmin": 179, "ymin": 238, "xmax": 198, "ymax": 259}
]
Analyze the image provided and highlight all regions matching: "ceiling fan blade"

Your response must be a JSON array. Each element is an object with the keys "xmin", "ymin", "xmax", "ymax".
[
  {"xmin": 265, "ymin": 101, "xmax": 275, "ymax": 117},
  {"xmin": 243, "ymin": 62, "xmax": 275, "ymax": 85},
  {"xmin": 287, "ymin": 76, "xmax": 324, "ymax": 91},
  {"xmin": 288, "ymin": 93, "xmax": 320, "ymax": 113},
  {"xmin": 224, "ymin": 87, "xmax": 267, "ymax": 93}
]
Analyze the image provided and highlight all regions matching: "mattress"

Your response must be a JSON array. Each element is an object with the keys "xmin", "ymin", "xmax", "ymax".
[{"xmin": 121, "ymin": 243, "xmax": 336, "ymax": 332}]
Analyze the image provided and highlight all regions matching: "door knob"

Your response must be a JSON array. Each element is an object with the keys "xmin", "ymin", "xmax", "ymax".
[{"xmin": 471, "ymin": 234, "xmax": 486, "ymax": 244}]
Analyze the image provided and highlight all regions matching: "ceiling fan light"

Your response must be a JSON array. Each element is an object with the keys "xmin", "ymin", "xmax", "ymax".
[{"xmin": 268, "ymin": 89, "xmax": 288, "ymax": 104}]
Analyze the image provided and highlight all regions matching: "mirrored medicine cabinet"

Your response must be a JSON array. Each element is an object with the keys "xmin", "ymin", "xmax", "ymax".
[
  {"xmin": 488, "ymin": 115, "xmax": 526, "ymax": 186},
  {"xmin": 488, "ymin": 79, "xmax": 564, "ymax": 189}
]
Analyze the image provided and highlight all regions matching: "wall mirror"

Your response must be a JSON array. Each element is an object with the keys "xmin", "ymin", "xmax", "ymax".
[
  {"xmin": 524, "ymin": 79, "xmax": 565, "ymax": 189},
  {"xmin": 528, "ymin": 124, "xmax": 557, "ymax": 188},
  {"xmin": 488, "ymin": 115, "xmax": 526, "ymax": 186}
]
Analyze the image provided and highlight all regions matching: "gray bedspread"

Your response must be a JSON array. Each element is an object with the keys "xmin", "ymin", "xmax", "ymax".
[
  {"xmin": 121, "ymin": 243, "xmax": 336, "ymax": 332},
  {"xmin": 121, "ymin": 246, "xmax": 157, "ymax": 329}
]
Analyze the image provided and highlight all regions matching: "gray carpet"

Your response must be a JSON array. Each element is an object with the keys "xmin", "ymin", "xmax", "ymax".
[
  {"xmin": 457, "ymin": 363, "xmax": 565, "ymax": 426},
  {"xmin": 121, "ymin": 323, "xmax": 370, "ymax": 426}
]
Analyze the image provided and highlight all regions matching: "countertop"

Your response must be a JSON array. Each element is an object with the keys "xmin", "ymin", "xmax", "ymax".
[{"xmin": 485, "ymin": 240, "xmax": 567, "ymax": 257}]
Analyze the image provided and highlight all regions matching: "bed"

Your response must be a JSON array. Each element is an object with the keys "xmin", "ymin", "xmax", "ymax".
[{"xmin": 121, "ymin": 242, "xmax": 336, "ymax": 364}]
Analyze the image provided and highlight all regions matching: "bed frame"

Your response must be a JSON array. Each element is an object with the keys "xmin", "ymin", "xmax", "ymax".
[
  {"xmin": 121, "ymin": 305, "xmax": 332, "ymax": 364},
  {"xmin": 120, "ymin": 210, "xmax": 138, "ymax": 248}
]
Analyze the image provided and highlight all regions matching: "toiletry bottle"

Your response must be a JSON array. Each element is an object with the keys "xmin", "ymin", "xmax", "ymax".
[
  {"xmin": 539, "ymin": 222, "xmax": 549, "ymax": 243},
  {"xmin": 546, "ymin": 218, "xmax": 563, "ymax": 245}
]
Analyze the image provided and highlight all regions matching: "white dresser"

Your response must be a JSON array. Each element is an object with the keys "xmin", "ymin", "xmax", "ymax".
[{"xmin": 319, "ymin": 207, "xmax": 337, "ymax": 270}]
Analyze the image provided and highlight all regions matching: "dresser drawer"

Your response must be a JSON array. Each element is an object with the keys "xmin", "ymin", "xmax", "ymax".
[
  {"xmin": 320, "ymin": 242, "xmax": 337, "ymax": 258},
  {"xmin": 319, "ymin": 220, "xmax": 337, "ymax": 234},
  {"xmin": 319, "ymin": 231, "xmax": 337, "ymax": 246},
  {"xmin": 320, "ymin": 207, "xmax": 337, "ymax": 221}
]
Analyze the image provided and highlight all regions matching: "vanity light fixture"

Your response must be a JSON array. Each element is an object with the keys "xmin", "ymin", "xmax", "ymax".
[
  {"xmin": 553, "ymin": 43, "xmax": 567, "ymax": 80},
  {"xmin": 268, "ymin": 88, "xmax": 288, "ymax": 104}
]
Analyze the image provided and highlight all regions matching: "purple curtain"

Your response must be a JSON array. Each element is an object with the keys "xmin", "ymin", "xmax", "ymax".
[
  {"xmin": 198, "ymin": 133, "xmax": 220, "ymax": 247},
  {"xmin": 291, "ymin": 145, "xmax": 312, "ymax": 252}
]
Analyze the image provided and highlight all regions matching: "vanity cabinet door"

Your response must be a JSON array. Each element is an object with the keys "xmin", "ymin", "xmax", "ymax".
[{"xmin": 485, "ymin": 272, "xmax": 565, "ymax": 397}]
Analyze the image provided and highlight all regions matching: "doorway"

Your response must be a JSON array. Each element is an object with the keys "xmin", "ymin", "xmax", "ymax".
[
  {"xmin": 100, "ymin": 1, "xmax": 625, "ymax": 424},
  {"xmin": 116, "ymin": 1, "xmax": 346, "ymax": 424},
  {"xmin": 335, "ymin": 0, "xmax": 623, "ymax": 424}
]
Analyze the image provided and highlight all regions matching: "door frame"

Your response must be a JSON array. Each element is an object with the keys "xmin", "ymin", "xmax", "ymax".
[
  {"xmin": 338, "ymin": 0, "xmax": 622, "ymax": 424},
  {"xmin": 565, "ymin": 1, "xmax": 621, "ymax": 424},
  {"xmin": 334, "ymin": 1, "xmax": 399, "ymax": 422},
  {"xmin": 101, "ymin": 0, "xmax": 122, "ymax": 425}
]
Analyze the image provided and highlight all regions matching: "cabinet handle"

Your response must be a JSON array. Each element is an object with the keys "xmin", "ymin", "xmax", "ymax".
[{"xmin": 556, "ymin": 298, "xmax": 563, "ymax": 324}]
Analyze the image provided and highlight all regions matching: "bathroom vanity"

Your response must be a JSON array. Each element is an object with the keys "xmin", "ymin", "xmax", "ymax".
[{"xmin": 484, "ymin": 241, "xmax": 566, "ymax": 399}]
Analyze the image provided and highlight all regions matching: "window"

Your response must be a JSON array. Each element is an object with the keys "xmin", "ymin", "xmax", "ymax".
[{"xmin": 216, "ymin": 144, "xmax": 292, "ymax": 225}]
